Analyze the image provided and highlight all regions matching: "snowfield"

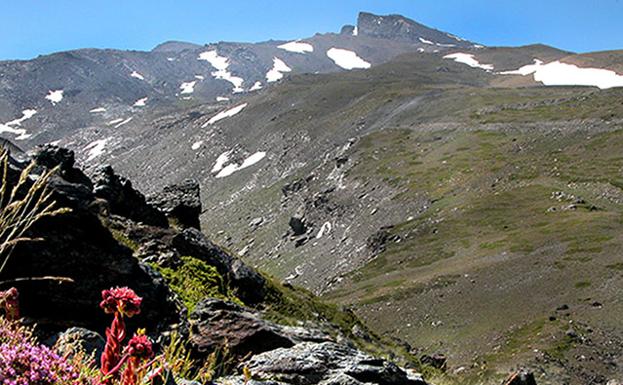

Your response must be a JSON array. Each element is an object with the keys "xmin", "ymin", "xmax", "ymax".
[
  {"xmin": 198, "ymin": 50, "xmax": 244, "ymax": 93},
  {"xmin": 500, "ymin": 59, "xmax": 623, "ymax": 89},
  {"xmin": 204, "ymin": 103, "xmax": 248, "ymax": 126},
  {"xmin": 45, "ymin": 90, "xmax": 64, "ymax": 105},
  {"xmin": 266, "ymin": 58, "xmax": 292, "ymax": 82},
  {"xmin": 215, "ymin": 151, "xmax": 266, "ymax": 178},
  {"xmin": 326, "ymin": 48, "xmax": 371, "ymax": 70},
  {"xmin": 84, "ymin": 138, "xmax": 109, "ymax": 161},
  {"xmin": 443, "ymin": 53, "xmax": 494, "ymax": 71},
  {"xmin": 278, "ymin": 41, "xmax": 314, "ymax": 54},
  {"xmin": 180, "ymin": 81, "xmax": 197, "ymax": 94},
  {"xmin": 130, "ymin": 71, "xmax": 145, "ymax": 80}
]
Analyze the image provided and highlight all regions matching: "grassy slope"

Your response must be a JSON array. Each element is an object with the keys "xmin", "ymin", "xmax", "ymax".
[{"xmin": 322, "ymin": 86, "xmax": 623, "ymax": 383}]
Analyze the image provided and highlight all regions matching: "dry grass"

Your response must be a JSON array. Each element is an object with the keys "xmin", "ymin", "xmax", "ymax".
[{"xmin": 0, "ymin": 150, "xmax": 70, "ymax": 281}]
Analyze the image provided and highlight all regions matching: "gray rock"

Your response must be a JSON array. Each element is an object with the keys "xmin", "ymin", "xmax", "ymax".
[
  {"xmin": 244, "ymin": 342, "xmax": 427, "ymax": 385},
  {"xmin": 148, "ymin": 179, "xmax": 202, "ymax": 230},
  {"xmin": 52, "ymin": 327, "xmax": 105, "ymax": 361}
]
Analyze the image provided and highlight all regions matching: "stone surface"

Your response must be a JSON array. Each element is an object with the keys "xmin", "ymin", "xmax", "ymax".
[
  {"xmin": 52, "ymin": 327, "xmax": 105, "ymax": 361},
  {"xmin": 92, "ymin": 165, "xmax": 168, "ymax": 227},
  {"xmin": 148, "ymin": 179, "xmax": 202, "ymax": 230},
  {"xmin": 244, "ymin": 341, "xmax": 427, "ymax": 385}
]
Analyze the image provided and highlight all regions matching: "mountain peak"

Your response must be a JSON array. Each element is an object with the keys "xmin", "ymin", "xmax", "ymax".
[{"xmin": 356, "ymin": 11, "xmax": 477, "ymax": 48}]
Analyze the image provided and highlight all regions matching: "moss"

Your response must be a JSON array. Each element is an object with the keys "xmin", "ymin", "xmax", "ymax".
[
  {"xmin": 151, "ymin": 256, "xmax": 242, "ymax": 312},
  {"xmin": 110, "ymin": 229, "xmax": 140, "ymax": 252},
  {"xmin": 574, "ymin": 280, "xmax": 591, "ymax": 289}
]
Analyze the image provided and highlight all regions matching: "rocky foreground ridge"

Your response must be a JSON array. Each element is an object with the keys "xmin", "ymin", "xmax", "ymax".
[{"xmin": 0, "ymin": 141, "xmax": 445, "ymax": 385}]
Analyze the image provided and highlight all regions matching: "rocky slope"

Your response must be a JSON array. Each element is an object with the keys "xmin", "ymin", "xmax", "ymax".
[{"xmin": 0, "ymin": 142, "xmax": 434, "ymax": 385}]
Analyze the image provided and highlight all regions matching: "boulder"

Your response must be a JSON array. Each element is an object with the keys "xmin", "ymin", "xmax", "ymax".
[
  {"xmin": 244, "ymin": 341, "xmax": 427, "ymax": 385},
  {"xmin": 92, "ymin": 165, "xmax": 168, "ymax": 227},
  {"xmin": 52, "ymin": 327, "xmax": 105, "ymax": 361},
  {"xmin": 503, "ymin": 370, "xmax": 537, "ymax": 385},
  {"xmin": 189, "ymin": 299, "xmax": 294, "ymax": 359},
  {"xmin": 148, "ymin": 179, "xmax": 202, "ymax": 230}
]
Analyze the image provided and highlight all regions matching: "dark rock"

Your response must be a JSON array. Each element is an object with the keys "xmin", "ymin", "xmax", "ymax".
[
  {"xmin": 4, "ymin": 153, "xmax": 182, "ymax": 337},
  {"xmin": 229, "ymin": 258, "xmax": 267, "ymax": 305},
  {"xmin": 244, "ymin": 342, "xmax": 426, "ymax": 385},
  {"xmin": 32, "ymin": 144, "xmax": 93, "ymax": 188},
  {"xmin": 148, "ymin": 179, "xmax": 202, "ymax": 230},
  {"xmin": 289, "ymin": 216, "xmax": 307, "ymax": 235},
  {"xmin": 420, "ymin": 353, "xmax": 447, "ymax": 370},
  {"xmin": 503, "ymin": 370, "xmax": 537, "ymax": 385},
  {"xmin": 592, "ymin": 301, "xmax": 603, "ymax": 308},
  {"xmin": 366, "ymin": 230, "xmax": 391, "ymax": 255},
  {"xmin": 92, "ymin": 165, "xmax": 168, "ymax": 227},
  {"xmin": 52, "ymin": 327, "xmax": 105, "ymax": 361},
  {"xmin": 556, "ymin": 304, "xmax": 569, "ymax": 311},
  {"xmin": 189, "ymin": 299, "xmax": 295, "ymax": 359}
]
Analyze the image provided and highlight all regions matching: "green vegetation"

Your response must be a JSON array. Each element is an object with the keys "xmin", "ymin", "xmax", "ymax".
[{"xmin": 150, "ymin": 256, "xmax": 242, "ymax": 312}]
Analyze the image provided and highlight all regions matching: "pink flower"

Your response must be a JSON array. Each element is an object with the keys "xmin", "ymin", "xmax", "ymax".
[
  {"xmin": 125, "ymin": 334, "xmax": 153, "ymax": 360},
  {"xmin": 99, "ymin": 287, "xmax": 142, "ymax": 317}
]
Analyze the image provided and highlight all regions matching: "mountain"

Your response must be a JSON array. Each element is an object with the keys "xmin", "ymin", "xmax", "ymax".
[
  {"xmin": 0, "ymin": 11, "xmax": 482, "ymax": 146},
  {"xmin": 2, "ymin": 10, "xmax": 623, "ymax": 385}
]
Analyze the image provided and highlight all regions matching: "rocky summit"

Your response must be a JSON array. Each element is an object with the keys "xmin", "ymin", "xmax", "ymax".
[{"xmin": 1, "ymin": 8, "xmax": 623, "ymax": 385}]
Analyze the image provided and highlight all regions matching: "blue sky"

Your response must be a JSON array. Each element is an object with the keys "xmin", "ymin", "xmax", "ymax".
[{"xmin": 1, "ymin": 0, "xmax": 622, "ymax": 60}]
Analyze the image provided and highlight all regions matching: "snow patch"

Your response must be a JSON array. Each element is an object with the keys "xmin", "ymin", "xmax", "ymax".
[
  {"xmin": 278, "ymin": 41, "xmax": 314, "ymax": 54},
  {"xmin": 316, "ymin": 222, "xmax": 332, "ymax": 239},
  {"xmin": 198, "ymin": 50, "xmax": 244, "ymax": 93},
  {"xmin": 353, "ymin": 26, "xmax": 358, "ymax": 36},
  {"xmin": 419, "ymin": 38, "xmax": 434, "ymax": 45},
  {"xmin": 266, "ymin": 58, "xmax": 292, "ymax": 82},
  {"xmin": 500, "ymin": 59, "xmax": 623, "ymax": 89},
  {"xmin": 443, "ymin": 53, "xmax": 494, "ymax": 71},
  {"xmin": 191, "ymin": 141, "xmax": 203, "ymax": 150},
  {"xmin": 114, "ymin": 117, "xmax": 133, "ymax": 128},
  {"xmin": 204, "ymin": 103, "xmax": 248, "ymax": 126},
  {"xmin": 108, "ymin": 118, "xmax": 123, "ymax": 126},
  {"xmin": 326, "ymin": 48, "xmax": 371, "ymax": 70},
  {"xmin": 216, "ymin": 96, "xmax": 230, "ymax": 102},
  {"xmin": 215, "ymin": 151, "xmax": 266, "ymax": 178},
  {"xmin": 250, "ymin": 81, "xmax": 263, "ymax": 91},
  {"xmin": 180, "ymin": 81, "xmax": 197, "ymax": 94},
  {"xmin": 211, "ymin": 151, "xmax": 232, "ymax": 173},
  {"xmin": 133, "ymin": 97, "xmax": 148, "ymax": 107},
  {"xmin": 90, "ymin": 107, "xmax": 106, "ymax": 113},
  {"xmin": 84, "ymin": 138, "xmax": 109, "ymax": 161},
  {"xmin": 0, "ymin": 109, "xmax": 37, "ymax": 140},
  {"xmin": 130, "ymin": 71, "xmax": 145, "ymax": 80},
  {"xmin": 195, "ymin": 75, "xmax": 205, "ymax": 80},
  {"xmin": 45, "ymin": 90, "xmax": 63, "ymax": 105}
]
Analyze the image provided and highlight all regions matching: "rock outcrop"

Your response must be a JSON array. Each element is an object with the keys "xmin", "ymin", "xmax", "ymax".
[
  {"xmin": 239, "ymin": 342, "xmax": 427, "ymax": 385},
  {"xmin": 148, "ymin": 179, "xmax": 202, "ymax": 230}
]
